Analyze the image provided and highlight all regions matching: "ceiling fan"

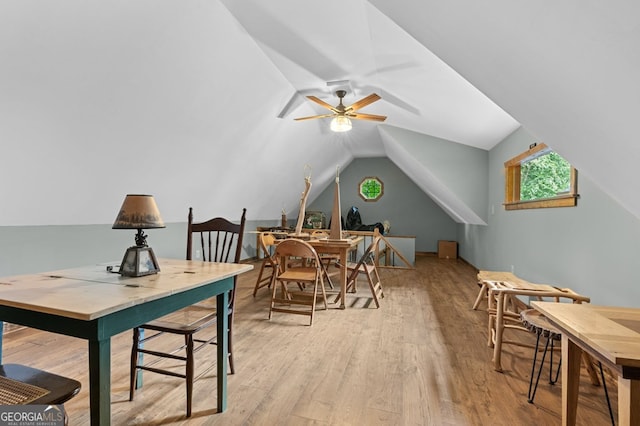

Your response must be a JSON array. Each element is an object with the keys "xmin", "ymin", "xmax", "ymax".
[{"xmin": 294, "ymin": 90, "xmax": 387, "ymax": 132}]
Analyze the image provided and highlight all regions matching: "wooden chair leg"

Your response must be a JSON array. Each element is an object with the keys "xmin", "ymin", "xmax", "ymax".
[
  {"xmin": 487, "ymin": 295, "xmax": 496, "ymax": 348},
  {"xmin": 253, "ymin": 261, "xmax": 273, "ymax": 297},
  {"xmin": 320, "ymin": 258, "xmax": 335, "ymax": 289},
  {"xmin": 269, "ymin": 276, "xmax": 278, "ymax": 319},
  {"xmin": 186, "ymin": 335, "xmax": 194, "ymax": 418},
  {"xmin": 129, "ymin": 328, "xmax": 139, "ymax": 401},
  {"xmin": 367, "ymin": 277, "xmax": 380, "ymax": 308},
  {"xmin": 472, "ymin": 282, "xmax": 487, "ymax": 310},
  {"xmin": 366, "ymin": 266, "xmax": 383, "ymax": 308},
  {"xmin": 492, "ymin": 292, "xmax": 507, "ymax": 371},
  {"xmin": 308, "ymin": 282, "xmax": 317, "ymax": 326},
  {"xmin": 319, "ymin": 276, "xmax": 328, "ymax": 310}
]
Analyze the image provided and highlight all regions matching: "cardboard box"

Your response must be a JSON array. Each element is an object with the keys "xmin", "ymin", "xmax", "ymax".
[{"xmin": 438, "ymin": 240, "xmax": 458, "ymax": 259}]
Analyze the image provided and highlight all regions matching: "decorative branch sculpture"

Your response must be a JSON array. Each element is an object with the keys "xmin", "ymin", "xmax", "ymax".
[{"xmin": 291, "ymin": 165, "xmax": 312, "ymax": 238}]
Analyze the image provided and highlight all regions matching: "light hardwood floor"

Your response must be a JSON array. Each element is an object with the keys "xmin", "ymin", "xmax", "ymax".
[{"xmin": 3, "ymin": 255, "xmax": 617, "ymax": 425}]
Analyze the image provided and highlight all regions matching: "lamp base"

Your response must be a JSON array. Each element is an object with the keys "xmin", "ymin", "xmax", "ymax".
[{"xmin": 119, "ymin": 246, "xmax": 160, "ymax": 277}]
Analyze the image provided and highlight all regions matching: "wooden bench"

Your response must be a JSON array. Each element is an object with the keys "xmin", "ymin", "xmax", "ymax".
[{"xmin": 474, "ymin": 271, "xmax": 597, "ymax": 381}]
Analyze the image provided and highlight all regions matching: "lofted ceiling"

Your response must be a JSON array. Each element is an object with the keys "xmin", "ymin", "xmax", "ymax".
[
  {"xmin": 1, "ymin": 1, "xmax": 638, "ymax": 226},
  {"xmin": 220, "ymin": 0, "xmax": 520, "ymax": 151}
]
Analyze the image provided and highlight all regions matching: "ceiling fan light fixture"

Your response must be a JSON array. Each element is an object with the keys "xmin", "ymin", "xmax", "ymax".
[{"xmin": 330, "ymin": 115, "xmax": 352, "ymax": 132}]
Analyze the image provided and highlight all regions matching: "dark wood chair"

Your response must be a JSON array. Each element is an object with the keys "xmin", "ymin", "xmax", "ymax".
[
  {"xmin": 335, "ymin": 232, "xmax": 384, "ymax": 308},
  {"xmin": 0, "ymin": 363, "xmax": 80, "ymax": 405},
  {"xmin": 129, "ymin": 207, "xmax": 246, "ymax": 418}
]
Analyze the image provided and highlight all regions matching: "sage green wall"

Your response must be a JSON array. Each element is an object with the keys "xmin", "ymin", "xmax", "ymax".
[
  {"xmin": 8, "ymin": 131, "xmax": 638, "ymax": 308},
  {"xmin": 0, "ymin": 219, "xmax": 278, "ymax": 276},
  {"xmin": 0, "ymin": 157, "xmax": 456, "ymax": 276},
  {"xmin": 457, "ymin": 127, "xmax": 640, "ymax": 307},
  {"xmin": 0, "ymin": 223, "xmax": 197, "ymax": 276},
  {"xmin": 307, "ymin": 157, "xmax": 457, "ymax": 252},
  {"xmin": 382, "ymin": 125, "xmax": 489, "ymax": 225}
]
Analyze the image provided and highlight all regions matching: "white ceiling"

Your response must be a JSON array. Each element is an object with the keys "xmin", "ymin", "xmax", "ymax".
[
  {"xmin": 1, "ymin": 1, "xmax": 639, "ymax": 225},
  {"xmin": 370, "ymin": 0, "xmax": 640, "ymax": 219},
  {"xmin": 220, "ymin": 0, "xmax": 520, "ymax": 150}
]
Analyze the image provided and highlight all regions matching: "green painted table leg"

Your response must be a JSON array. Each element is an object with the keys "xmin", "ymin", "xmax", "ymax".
[
  {"xmin": 89, "ymin": 338, "xmax": 111, "ymax": 425},
  {"xmin": 216, "ymin": 291, "xmax": 228, "ymax": 412}
]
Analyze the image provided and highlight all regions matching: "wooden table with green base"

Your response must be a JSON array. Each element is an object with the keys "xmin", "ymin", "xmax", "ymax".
[{"xmin": 0, "ymin": 258, "xmax": 252, "ymax": 425}]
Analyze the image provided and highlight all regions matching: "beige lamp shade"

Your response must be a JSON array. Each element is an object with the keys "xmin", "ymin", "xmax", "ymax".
[
  {"xmin": 112, "ymin": 194, "xmax": 165, "ymax": 230},
  {"xmin": 112, "ymin": 194, "xmax": 164, "ymax": 277}
]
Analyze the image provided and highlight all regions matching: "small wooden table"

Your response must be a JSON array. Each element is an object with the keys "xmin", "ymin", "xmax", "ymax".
[
  {"xmin": 0, "ymin": 258, "xmax": 252, "ymax": 425},
  {"xmin": 307, "ymin": 236, "xmax": 362, "ymax": 309},
  {"xmin": 532, "ymin": 302, "xmax": 640, "ymax": 426},
  {"xmin": 268, "ymin": 233, "xmax": 363, "ymax": 310}
]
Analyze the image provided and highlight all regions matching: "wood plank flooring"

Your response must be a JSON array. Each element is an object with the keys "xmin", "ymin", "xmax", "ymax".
[{"xmin": 2, "ymin": 255, "xmax": 617, "ymax": 425}]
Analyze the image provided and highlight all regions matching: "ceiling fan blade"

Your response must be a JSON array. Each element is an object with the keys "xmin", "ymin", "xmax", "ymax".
[
  {"xmin": 347, "ymin": 112, "xmax": 387, "ymax": 122},
  {"xmin": 307, "ymin": 96, "xmax": 338, "ymax": 112},
  {"xmin": 346, "ymin": 93, "xmax": 381, "ymax": 112},
  {"xmin": 294, "ymin": 113, "xmax": 335, "ymax": 121}
]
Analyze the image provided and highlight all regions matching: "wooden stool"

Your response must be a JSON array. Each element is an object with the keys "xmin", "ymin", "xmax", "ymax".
[{"xmin": 520, "ymin": 310, "xmax": 615, "ymax": 425}]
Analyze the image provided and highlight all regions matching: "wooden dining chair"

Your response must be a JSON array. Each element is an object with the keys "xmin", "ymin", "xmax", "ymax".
[
  {"xmin": 129, "ymin": 207, "xmax": 246, "ymax": 418},
  {"xmin": 269, "ymin": 239, "xmax": 328, "ymax": 325},
  {"xmin": 334, "ymin": 232, "xmax": 384, "ymax": 308},
  {"xmin": 253, "ymin": 232, "xmax": 277, "ymax": 297},
  {"xmin": 0, "ymin": 364, "xmax": 81, "ymax": 405}
]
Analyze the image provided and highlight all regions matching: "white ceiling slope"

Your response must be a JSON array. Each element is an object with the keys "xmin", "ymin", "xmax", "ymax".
[
  {"xmin": 371, "ymin": 0, "xmax": 640, "ymax": 220},
  {"xmin": 221, "ymin": 0, "xmax": 519, "ymax": 150},
  {"xmin": 219, "ymin": 0, "xmax": 519, "ymax": 224},
  {"xmin": 4, "ymin": 1, "xmax": 636, "ymax": 226}
]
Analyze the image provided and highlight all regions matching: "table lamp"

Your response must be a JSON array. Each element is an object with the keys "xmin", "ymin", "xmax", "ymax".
[{"xmin": 112, "ymin": 194, "xmax": 165, "ymax": 277}]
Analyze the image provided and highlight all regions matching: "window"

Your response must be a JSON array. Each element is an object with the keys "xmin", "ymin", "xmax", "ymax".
[
  {"xmin": 504, "ymin": 143, "xmax": 578, "ymax": 210},
  {"xmin": 358, "ymin": 177, "xmax": 384, "ymax": 202}
]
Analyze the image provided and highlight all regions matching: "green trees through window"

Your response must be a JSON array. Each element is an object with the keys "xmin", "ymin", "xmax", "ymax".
[
  {"xmin": 504, "ymin": 143, "xmax": 578, "ymax": 210},
  {"xmin": 520, "ymin": 151, "xmax": 571, "ymax": 201}
]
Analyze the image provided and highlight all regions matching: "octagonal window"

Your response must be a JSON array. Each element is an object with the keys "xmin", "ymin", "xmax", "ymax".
[{"xmin": 359, "ymin": 177, "xmax": 384, "ymax": 202}]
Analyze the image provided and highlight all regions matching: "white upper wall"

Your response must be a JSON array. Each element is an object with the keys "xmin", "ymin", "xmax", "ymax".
[{"xmin": 0, "ymin": 1, "xmax": 353, "ymax": 225}]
